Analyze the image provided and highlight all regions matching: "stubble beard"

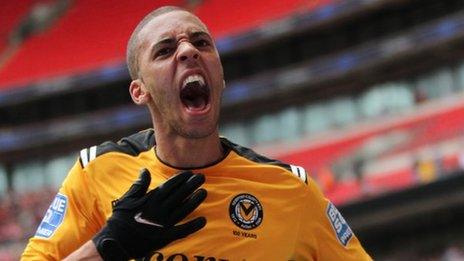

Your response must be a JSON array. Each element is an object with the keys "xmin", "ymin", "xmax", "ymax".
[{"xmin": 171, "ymin": 115, "xmax": 219, "ymax": 139}]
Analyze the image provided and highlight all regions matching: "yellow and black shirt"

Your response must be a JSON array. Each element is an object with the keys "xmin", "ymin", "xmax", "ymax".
[{"xmin": 22, "ymin": 129, "xmax": 371, "ymax": 260}]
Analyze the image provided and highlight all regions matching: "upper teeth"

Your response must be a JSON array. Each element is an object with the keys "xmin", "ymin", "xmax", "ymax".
[{"xmin": 183, "ymin": 74, "xmax": 205, "ymax": 87}]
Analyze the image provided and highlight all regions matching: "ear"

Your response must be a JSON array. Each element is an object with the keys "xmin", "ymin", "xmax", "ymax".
[{"xmin": 129, "ymin": 79, "xmax": 151, "ymax": 105}]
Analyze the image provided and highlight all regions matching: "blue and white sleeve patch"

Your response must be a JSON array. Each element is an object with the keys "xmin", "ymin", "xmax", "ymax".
[
  {"xmin": 35, "ymin": 193, "xmax": 68, "ymax": 238},
  {"xmin": 326, "ymin": 202, "xmax": 353, "ymax": 247}
]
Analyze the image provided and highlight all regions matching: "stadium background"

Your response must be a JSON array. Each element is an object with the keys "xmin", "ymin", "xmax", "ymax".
[{"xmin": 1, "ymin": 0, "xmax": 464, "ymax": 259}]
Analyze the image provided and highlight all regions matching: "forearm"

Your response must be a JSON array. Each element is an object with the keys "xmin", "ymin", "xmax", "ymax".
[{"xmin": 63, "ymin": 240, "xmax": 102, "ymax": 261}]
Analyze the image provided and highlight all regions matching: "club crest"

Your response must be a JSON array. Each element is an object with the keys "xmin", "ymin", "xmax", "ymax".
[{"xmin": 229, "ymin": 193, "xmax": 263, "ymax": 230}]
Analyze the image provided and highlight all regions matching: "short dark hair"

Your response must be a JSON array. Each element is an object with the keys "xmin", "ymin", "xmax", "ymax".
[{"xmin": 126, "ymin": 6, "xmax": 187, "ymax": 80}]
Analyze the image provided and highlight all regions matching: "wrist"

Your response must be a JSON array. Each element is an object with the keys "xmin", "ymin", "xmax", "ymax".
[{"xmin": 93, "ymin": 226, "xmax": 130, "ymax": 261}]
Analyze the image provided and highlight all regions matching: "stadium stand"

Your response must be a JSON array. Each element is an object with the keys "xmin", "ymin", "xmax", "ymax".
[
  {"xmin": 2, "ymin": 0, "xmax": 464, "ymax": 259},
  {"xmin": 195, "ymin": 0, "xmax": 332, "ymax": 37},
  {"xmin": 279, "ymin": 96, "xmax": 464, "ymax": 204},
  {"xmin": 0, "ymin": 0, "xmax": 181, "ymax": 89},
  {"xmin": 0, "ymin": 0, "xmax": 36, "ymax": 66},
  {"xmin": 0, "ymin": 1, "xmax": 36, "ymax": 43},
  {"xmin": 0, "ymin": 0, "xmax": 330, "ymax": 90}
]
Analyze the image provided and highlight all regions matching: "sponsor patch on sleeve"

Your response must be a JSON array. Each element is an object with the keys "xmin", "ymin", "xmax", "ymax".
[
  {"xmin": 326, "ymin": 202, "xmax": 353, "ymax": 247},
  {"xmin": 35, "ymin": 193, "xmax": 68, "ymax": 238}
]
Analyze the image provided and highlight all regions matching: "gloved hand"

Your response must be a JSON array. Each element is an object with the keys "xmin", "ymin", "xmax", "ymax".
[{"xmin": 92, "ymin": 169, "xmax": 207, "ymax": 260}]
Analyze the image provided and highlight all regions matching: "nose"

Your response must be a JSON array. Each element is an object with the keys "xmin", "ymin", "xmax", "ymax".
[{"xmin": 176, "ymin": 41, "xmax": 200, "ymax": 62}]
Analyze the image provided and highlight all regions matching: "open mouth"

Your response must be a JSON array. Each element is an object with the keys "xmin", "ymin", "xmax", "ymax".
[{"xmin": 180, "ymin": 74, "xmax": 210, "ymax": 112}]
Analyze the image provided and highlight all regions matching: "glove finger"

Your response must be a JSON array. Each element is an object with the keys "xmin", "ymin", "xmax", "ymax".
[
  {"xmin": 139, "ymin": 171, "xmax": 195, "ymax": 221},
  {"xmin": 166, "ymin": 217, "xmax": 207, "ymax": 241},
  {"xmin": 122, "ymin": 169, "xmax": 151, "ymax": 199},
  {"xmin": 168, "ymin": 188, "xmax": 207, "ymax": 226},
  {"xmin": 156, "ymin": 171, "xmax": 194, "ymax": 201},
  {"xmin": 162, "ymin": 174, "xmax": 205, "ymax": 210}
]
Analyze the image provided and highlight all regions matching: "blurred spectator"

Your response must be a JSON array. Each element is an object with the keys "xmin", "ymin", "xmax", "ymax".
[
  {"xmin": 315, "ymin": 165, "xmax": 336, "ymax": 193},
  {"xmin": 442, "ymin": 245, "xmax": 464, "ymax": 261},
  {"xmin": 415, "ymin": 158, "xmax": 438, "ymax": 183},
  {"xmin": 457, "ymin": 150, "xmax": 464, "ymax": 171}
]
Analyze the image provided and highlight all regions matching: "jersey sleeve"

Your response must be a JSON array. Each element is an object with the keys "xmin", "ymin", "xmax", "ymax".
[
  {"xmin": 294, "ymin": 177, "xmax": 372, "ymax": 260},
  {"xmin": 21, "ymin": 159, "xmax": 105, "ymax": 260}
]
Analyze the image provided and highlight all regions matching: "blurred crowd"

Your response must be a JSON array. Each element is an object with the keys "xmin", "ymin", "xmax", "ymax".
[
  {"xmin": 0, "ymin": 188, "xmax": 55, "ymax": 260},
  {"xmin": 381, "ymin": 244, "xmax": 464, "ymax": 261}
]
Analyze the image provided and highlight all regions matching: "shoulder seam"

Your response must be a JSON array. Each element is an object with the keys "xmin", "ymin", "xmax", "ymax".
[
  {"xmin": 79, "ymin": 129, "xmax": 155, "ymax": 168},
  {"xmin": 79, "ymin": 146, "xmax": 97, "ymax": 168},
  {"xmin": 222, "ymin": 137, "xmax": 308, "ymax": 185},
  {"xmin": 289, "ymin": 164, "xmax": 308, "ymax": 184}
]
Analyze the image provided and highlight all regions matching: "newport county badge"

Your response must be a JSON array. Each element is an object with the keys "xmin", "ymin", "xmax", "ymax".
[
  {"xmin": 35, "ymin": 193, "xmax": 68, "ymax": 238},
  {"xmin": 229, "ymin": 193, "xmax": 263, "ymax": 230}
]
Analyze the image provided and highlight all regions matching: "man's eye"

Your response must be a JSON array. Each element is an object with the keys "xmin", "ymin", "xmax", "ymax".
[
  {"xmin": 156, "ymin": 48, "xmax": 172, "ymax": 57},
  {"xmin": 194, "ymin": 39, "xmax": 210, "ymax": 47}
]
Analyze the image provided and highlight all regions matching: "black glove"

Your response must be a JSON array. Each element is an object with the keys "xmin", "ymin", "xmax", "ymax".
[{"xmin": 92, "ymin": 169, "xmax": 207, "ymax": 260}]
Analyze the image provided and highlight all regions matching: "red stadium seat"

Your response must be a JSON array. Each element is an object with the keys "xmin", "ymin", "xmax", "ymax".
[
  {"xmin": 0, "ymin": 0, "xmax": 333, "ymax": 90},
  {"xmin": 0, "ymin": 0, "xmax": 36, "ymax": 55},
  {"xmin": 0, "ymin": 0, "xmax": 182, "ymax": 90}
]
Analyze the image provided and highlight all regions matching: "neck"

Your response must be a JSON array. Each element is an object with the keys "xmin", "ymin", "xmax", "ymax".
[{"xmin": 154, "ymin": 131, "xmax": 224, "ymax": 169}]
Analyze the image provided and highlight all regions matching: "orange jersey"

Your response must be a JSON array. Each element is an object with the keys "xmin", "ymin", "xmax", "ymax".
[{"xmin": 22, "ymin": 129, "xmax": 371, "ymax": 260}]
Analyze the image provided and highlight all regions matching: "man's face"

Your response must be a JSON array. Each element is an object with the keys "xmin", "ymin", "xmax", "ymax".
[{"xmin": 136, "ymin": 10, "xmax": 224, "ymax": 139}]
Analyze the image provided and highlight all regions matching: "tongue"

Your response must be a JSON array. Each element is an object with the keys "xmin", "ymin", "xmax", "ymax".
[{"xmin": 184, "ymin": 96, "xmax": 207, "ymax": 110}]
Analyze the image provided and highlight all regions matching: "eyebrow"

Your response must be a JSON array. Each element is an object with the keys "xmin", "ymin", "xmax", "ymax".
[
  {"xmin": 149, "ymin": 31, "xmax": 213, "ymax": 57},
  {"xmin": 190, "ymin": 31, "xmax": 212, "ymax": 40}
]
